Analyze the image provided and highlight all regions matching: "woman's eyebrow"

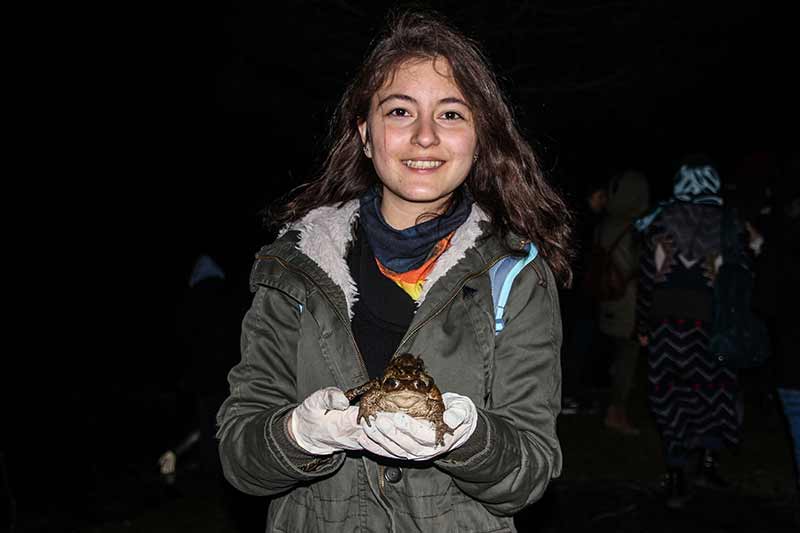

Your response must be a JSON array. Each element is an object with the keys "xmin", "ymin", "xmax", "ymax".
[
  {"xmin": 377, "ymin": 94, "xmax": 470, "ymax": 107},
  {"xmin": 439, "ymin": 96, "xmax": 470, "ymax": 107},
  {"xmin": 378, "ymin": 94, "xmax": 414, "ymax": 106}
]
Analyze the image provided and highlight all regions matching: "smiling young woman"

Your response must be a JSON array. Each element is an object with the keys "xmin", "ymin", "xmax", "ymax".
[
  {"xmin": 357, "ymin": 57, "xmax": 478, "ymax": 229},
  {"xmin": 217, "ymin": 10, "xmax": 573, "ymax": 533},
  {"xmin": 270, "ymin": 11, "xmax": 573, "ymax": 286}
]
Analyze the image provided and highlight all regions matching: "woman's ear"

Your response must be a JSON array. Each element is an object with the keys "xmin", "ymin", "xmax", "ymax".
[{"xmin": 357, "ymin": 121, "xmax": 372, "ymax": 158}]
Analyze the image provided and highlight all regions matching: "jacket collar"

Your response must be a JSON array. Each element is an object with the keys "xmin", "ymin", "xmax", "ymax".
[{"xmin": 281, "ymin": 200, "xmax": 491, "ymax": 318}]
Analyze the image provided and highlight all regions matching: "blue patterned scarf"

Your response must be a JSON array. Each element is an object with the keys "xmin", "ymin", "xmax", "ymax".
[{"xmin": 358, "ymin": 186, "xmax": 473, "ymax": 273}]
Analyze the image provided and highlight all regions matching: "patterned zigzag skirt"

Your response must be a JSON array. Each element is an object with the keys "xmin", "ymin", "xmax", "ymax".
[{"xmin": 648, "ymin": 319, "xmax": 740, "ymax": 463}]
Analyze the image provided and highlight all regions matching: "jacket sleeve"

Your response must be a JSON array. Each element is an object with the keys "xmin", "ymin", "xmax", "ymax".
[
  {"xmin": 436, "ymin": 257, "xmax": 563, "ymax": 515},
  {"xmin": 215, "ymin": 286, "xmax": 345, "ymax": 496}
]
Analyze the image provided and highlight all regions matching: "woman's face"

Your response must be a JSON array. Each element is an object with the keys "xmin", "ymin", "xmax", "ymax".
[{"xmin": 358, "ymin": 57, "xmax": 477, "ymax": 229}]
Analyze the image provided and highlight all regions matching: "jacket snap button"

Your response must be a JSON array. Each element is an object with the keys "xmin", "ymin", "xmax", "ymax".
[{"xmin": 384, "ymin": 467, "xmax": 402, "ymax": 484}]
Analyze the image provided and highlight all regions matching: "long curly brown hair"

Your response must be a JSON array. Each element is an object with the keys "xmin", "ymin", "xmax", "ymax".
[{"xmin": 270, "ymin": 10, "xmax": 574, "ymax": 287}]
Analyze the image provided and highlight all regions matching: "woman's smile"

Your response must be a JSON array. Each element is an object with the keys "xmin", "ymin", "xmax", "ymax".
[{"xmin": 402, "ymin": 159, "xmax": 445, "ymax": 170}]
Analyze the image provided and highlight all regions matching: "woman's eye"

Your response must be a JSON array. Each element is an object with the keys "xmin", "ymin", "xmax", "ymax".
[
  {"xmin": 441, "ymin": 111, "xmax": 464, "ymax": 120},
  {"xmin": 387, "ymin": 108, "xmax": 410, "ymax": 117}
]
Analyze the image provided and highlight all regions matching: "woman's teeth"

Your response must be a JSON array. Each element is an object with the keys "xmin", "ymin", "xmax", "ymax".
[{"xmin": 403, "ymin": 160, "xmax": 443, "ymax": 169}]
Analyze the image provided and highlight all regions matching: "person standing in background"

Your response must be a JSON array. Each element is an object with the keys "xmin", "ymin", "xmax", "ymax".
[
  {"xmin": 771, "ymin": 157, "xmax": 800, "ymax": 510},
  {"xmin": 636, "ymin": 157, "xmax": 742, "ymax": 508},
  {"xmin": 160, "ymin": 254, "xmax": 239, "ymax": 480},
  {"xmin": 561, "ymin": 180, "xmax": 608, "ymax": 414},
  {"xmin": 596, "ymin": 171, "xmax": 649, "ymax": 434}
]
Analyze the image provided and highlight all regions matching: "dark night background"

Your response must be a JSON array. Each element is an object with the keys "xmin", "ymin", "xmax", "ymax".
[
  {"xmin": 5, "ymin": 1, "xmax": 798, "ymax": 531},
  {"xmin": 170, "ymin": 0, "xmax": 796, "ymax": 288}
]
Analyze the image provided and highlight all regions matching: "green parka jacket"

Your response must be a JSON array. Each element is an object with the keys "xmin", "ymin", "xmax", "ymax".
[{"xmin": 216, "ymin": 201, "xmax": 563, "ymax": 533}]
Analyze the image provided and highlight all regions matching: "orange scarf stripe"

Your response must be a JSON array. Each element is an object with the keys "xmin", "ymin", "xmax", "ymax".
[{"xmin": 375, "ymin": 232, "xmax": 455, "ymax": 300}]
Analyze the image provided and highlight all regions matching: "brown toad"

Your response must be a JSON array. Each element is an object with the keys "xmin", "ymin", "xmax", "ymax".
[{"xmin": 345, "ymin": 354, "xmax": 454, "ymax": 446}]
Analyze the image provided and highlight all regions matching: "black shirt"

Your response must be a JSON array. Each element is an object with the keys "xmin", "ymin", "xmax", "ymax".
[{"xmin": 347, "ymin": 222, "xmax": 416, "ymax": 379}]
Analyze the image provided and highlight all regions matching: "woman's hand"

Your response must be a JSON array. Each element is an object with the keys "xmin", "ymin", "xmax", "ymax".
[
  {"xmin": 357, "ymin": 393, "xmax": 478, "ymax": 461},
  {"xmin": 289, "ymin": 387, "xmax": 363, "ymax": 455}
]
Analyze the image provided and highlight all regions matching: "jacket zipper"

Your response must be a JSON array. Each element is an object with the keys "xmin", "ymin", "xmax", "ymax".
[
  {"xmin": 375, "ymin": 251, "xmax": 533, "ymax": 496},
  {"xmin": 256, "ymin": 255, "xmax": 369, "ymax": 378}
]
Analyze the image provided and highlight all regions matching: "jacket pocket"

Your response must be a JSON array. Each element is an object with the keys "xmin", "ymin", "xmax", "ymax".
[
  {"xmin": 450, "ymin": 492, "xmax": 513, "ymax": 532},
  {"xmin": 269, "ymin": 489, "xmax": 319, "ymax": 533}
]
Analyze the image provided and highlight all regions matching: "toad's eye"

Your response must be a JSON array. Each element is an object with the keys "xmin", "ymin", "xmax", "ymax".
[
  {"xmin": 384, "ymin": 378, "xmax": 400, "ymax": 390},
  {"xmin": 412, "ymin": 380, "xmax": 427, "ymax": 391}
]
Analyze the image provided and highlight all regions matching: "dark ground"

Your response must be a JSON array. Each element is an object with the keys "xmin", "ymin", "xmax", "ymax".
[{"xmin": 9, "ymin": 363, "xmax": 798, "ymax": 533}]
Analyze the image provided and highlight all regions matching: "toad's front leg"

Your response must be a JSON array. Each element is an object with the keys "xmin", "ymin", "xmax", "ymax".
[
  {"xmin": 356, "ymin": 391, "xmax": 383, "ymax": 427},
  {"xmin": 344, "ymin": 379, "xmax": 379, "ymax": 402},
  {"xmin": 429, "ymin": 401, "xmax": 454, "ymax": 447}
]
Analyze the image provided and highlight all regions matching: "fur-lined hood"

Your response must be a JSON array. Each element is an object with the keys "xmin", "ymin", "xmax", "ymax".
[{"xmin": 279, "ymin": 200, "xmax": 491, "ymax": 317}]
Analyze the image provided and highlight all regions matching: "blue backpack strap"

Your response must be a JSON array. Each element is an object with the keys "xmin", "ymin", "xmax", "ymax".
[{"xmin": 489, "ymin": 243, "xmax": 539, "ymax": 334}]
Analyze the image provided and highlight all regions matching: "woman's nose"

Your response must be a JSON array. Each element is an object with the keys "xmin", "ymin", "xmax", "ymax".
[{"xmin": 411, "ymin": 117, "xmax": 439, "ymax": 148}]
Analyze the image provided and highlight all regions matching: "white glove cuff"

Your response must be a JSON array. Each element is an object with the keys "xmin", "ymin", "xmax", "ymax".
[{"xmin": 290, "ymin": 412, "xmax": 336, "ymax": 456}]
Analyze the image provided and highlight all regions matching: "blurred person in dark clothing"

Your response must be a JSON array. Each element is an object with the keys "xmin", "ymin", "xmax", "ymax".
[
  {"xmin": 580, "ymin": 182, "xmax": 610, "ymax": 258},
  {"xmin": 730, "ymin": 152, "xmax": 782, "ymax": 421},
  {"xmin": 595, "ymin": 171, "xmax": 649, "ymax": 434},
  {"xmin": 771, "ymin": 158, "xmax": 800, "ymax": 498},
  {"xmin": 561, "ymin": 180, "xmax": 608, "ymax": 414},
  {"xmin": 159, "ymin": 253, "xmax": 270, "ymax": 531},
  {"xmin": 159, "ymin": 254, "xmax": 240, "ymax": 479},
  {"xmin": 743, "ymin": 182, "xmax": 784, "ymax": 422},
  {"xmin": 635, "ymin": 157, "xmax": 745, "ymax": 508},
  {"xmin": 776, "ymin": 215, "xmax": 800, "ymax": 492}
]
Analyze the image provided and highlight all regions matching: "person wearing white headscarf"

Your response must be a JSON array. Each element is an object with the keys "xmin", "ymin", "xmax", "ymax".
[{"xmin": 635, "ymin": 157, "xmax": 740, "ymax": 509}]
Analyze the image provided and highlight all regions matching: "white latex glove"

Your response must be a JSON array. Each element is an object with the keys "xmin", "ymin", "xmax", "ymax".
[
  {"xmin": 358, "ymin": 392, "xmax": 478, "ymax": 461},
  {"xmin": 290, "ymin": 387, "xmax": 362, "ymax": 455}
]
